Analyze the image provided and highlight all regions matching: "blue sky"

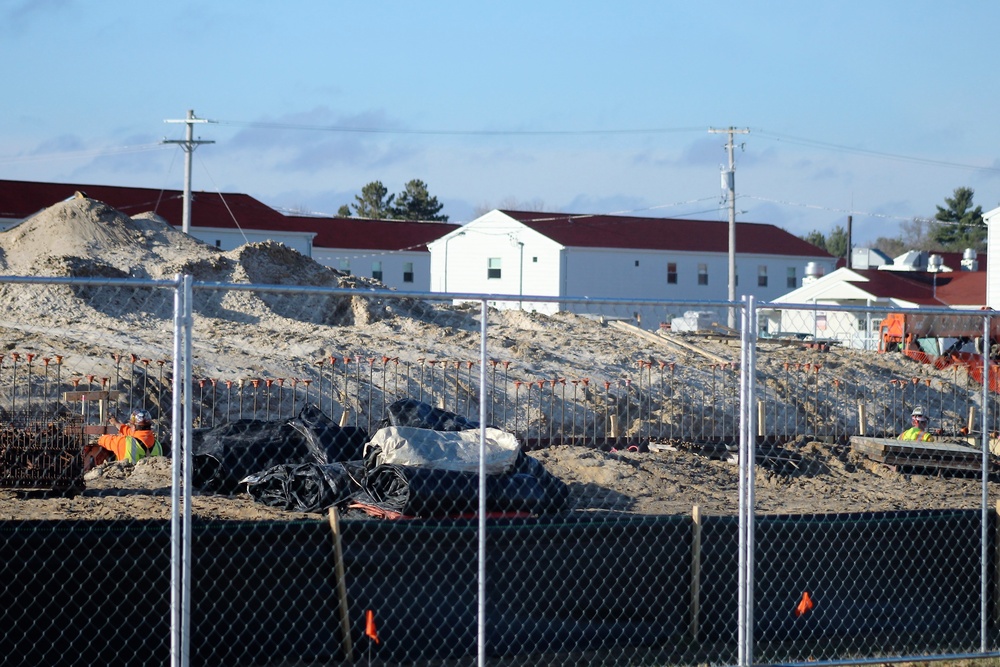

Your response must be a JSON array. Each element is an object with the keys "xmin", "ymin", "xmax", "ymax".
[{"xmin": 3, "ymin": 0, "xmax": 999, "ymax": 246}]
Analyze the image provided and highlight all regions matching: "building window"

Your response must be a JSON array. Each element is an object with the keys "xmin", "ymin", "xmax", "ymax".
[
  {"xmin": 488, "ymin": 257, "xmax": 502, "ymax": 279},
  {"xmin": 403, "ymin": 262, "xmax": 414, "ymax": 283},
  {"xmin": 787, "ymin": 267, "xmax": 797, "ymax": 288},
  {"xmin": 532, "ymin": 257, "xmax": 538, "ymax": 263},
  {"xmin": 372, "ymin": 261, "xmax": 382, "ymax": 281},
  {"xmin": 697, "ymin": 264, "xmax": 708, "ymax": 286},
  {"xmin": 635, "ymin": 260, "xmax": 640, "ymax": 267},
  {"xmin": 757, "ymin": 265, "xmax": 768, "ymax": 287},
  {"xmin": 667, "ymin": 263, "xmax": 677, "ymax": 284},
  {"xmin": 215, "ymin": 239, "xmax": 222, "ymax": 248},
  {"xmin": 338, "ymin": 259, "xmax": 351, "ymax": 275}
]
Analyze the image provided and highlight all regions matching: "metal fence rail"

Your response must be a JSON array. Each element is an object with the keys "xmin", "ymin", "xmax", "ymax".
[{"xmin": 1, "ymin": 277, "xmax": 999, "ymax": 666}]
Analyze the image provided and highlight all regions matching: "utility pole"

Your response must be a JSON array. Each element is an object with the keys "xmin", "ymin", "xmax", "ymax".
[
  {"xmin": 163, "ymin": 110, "xmax": 215, "ymax": 234},
  {"xmin": 708, "ymin": 127, "xmax": 749, "ymax": 328}
]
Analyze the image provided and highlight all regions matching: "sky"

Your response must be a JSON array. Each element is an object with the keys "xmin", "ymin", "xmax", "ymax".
[{"xmin": 3, "ymin": 0, "xmax": 999, "ymax": 247}]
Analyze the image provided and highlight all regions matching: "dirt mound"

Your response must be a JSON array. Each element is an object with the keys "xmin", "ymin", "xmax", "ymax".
[{"xmin": 0, "ymin": 195, "xmax": 400, "ymax": 327}]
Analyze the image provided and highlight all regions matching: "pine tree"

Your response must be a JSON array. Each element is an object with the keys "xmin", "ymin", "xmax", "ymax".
[
  {"xmin": 932, "ymin": 187, "xmax": 985, "ymax": 251},
  {"xmin": 393, "ymin": 179, "xmax": 448, "ymax": 221},
  {"xmin": 351, "ymin": 181, "xmax": 395, "ymax": 219}
]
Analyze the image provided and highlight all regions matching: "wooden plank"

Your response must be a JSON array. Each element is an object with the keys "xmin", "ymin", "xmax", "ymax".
[
  {"xmin": 63, "ymin": 425, "xmax": 117, "ymax": 436},
  {"xmin": 608, "ymin": 321, "xmax": 731, "ymax": 365},
  {"xmin": 850, "ymin": 435, "xmax": 986, "ymax": 472},
  {"xmin": 328, "ymin": 507, "xmax": 354, "ymax": 663},
  {"xmin": 62, "ymin": 390, "xmax": 122, "ymax": 401}
]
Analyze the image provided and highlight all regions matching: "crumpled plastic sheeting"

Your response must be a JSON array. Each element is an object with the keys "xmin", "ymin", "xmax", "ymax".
[
  {"xmin": 191, "ymin": 404, "xmax": 367, "ymax": 493},
  {"xmin": 374, "ymin": 398, "xmax": 481, "ymax": 432},
  {"xmin": 365, "ymin": 426, "xmax": 521, "ymax": 475},
  {"xmin": 362, "ymin": 451, "xmax": 570, "ymax": 517},
  {"xmin": 241, "ymin": 461, "xmax": 366, "ymax": 513}
]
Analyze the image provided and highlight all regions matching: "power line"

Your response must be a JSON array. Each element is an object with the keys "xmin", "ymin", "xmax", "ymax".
[
  {"xmin": 743, "ymin": 194, "xmax": 941, "ymax": 224},
  {"xmin": 0, "ymin": 142, "xmax": 167, "ymax": 165},
  {"xmin": 215, "ymin": 119, "xmax": 705, "ymax": 137},
  {"xmin": 754, "ymin": 129, "xmax": 1000, "ymax": 173}
]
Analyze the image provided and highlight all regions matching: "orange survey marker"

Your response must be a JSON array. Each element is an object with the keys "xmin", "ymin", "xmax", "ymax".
[
  {"xmin": 795, "ymin": 591, "xmax": 814, "ymax": 617},
  {"xmin": 365, "ymin": 609, "xmax": 380, "ymax": 644}
]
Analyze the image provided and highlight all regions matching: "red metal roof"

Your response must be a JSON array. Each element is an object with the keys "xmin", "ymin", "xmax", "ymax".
[
  {"xmin": 500, "ymin": 210, "xmax": 834, "ymax": 257},
  {"xmin": 283, "ymin": 215, "xmax": 460, "ymax": 252},
  {"xmin": 0, "ymin": 179, "xmax": 460, "ymax": 252},
  {"xmin": 850, "ymin": 269, "xmax": 985, "ymax": 306},
  {"xmin": 0, "ymin": 179, "xmax": 289, "ymax": 231}
]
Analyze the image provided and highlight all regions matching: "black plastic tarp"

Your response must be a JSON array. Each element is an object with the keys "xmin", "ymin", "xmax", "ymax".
[
  {"xmin": 192, "ymin": 404, "xmax": 367, "ymax": 493},
  {"xmin": 375, "ymin": 398, "xmax": 481, "ymax": 431},
  {"xmin": 360, "ymin": 451, "xmax": 569, "ymax": 517},
  {"xmin": 242, "ymin": 461, "xmax": 366, "ymax": 512}
]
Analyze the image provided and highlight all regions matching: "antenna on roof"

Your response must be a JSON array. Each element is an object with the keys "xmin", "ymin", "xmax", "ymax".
[{"xmin": 163, "ymin": 109, "xmax": 216, "ymax": 234}]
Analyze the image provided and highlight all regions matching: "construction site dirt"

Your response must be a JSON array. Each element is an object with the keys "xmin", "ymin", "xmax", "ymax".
[{"xmin": 0, "ymin": 194, "xmax": 997, "ymax": 522}]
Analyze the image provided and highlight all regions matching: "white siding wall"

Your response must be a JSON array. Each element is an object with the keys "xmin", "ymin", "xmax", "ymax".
[
  {"xmin": 430, "ymin": 215, "xmax": 562, "ymax": 306},
  {"xmin": 563, "ymin": 249, "xmax": 834, "ymax": 301},
  {"xmin": 188, "ymin": 228, "xmax": 314, "ymax": 256},
  {"xmin": 313, "ymin": 249, "xmax": 430, "ymax": 291}
]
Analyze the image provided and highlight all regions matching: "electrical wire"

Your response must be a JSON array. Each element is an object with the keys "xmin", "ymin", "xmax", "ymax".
[
  {"xmin": 214, "ymin": 119, "xmax": 705, "ymax": 137},
  {"xmin": 743, "ymin": 194, "xmax": 945, "ymax": 224},
  {"xmin": 753, "ymin": 129, "xmax": 1000, "ymax": 173},
  {"xmin": 0, "ymin": 142, "xmax": 167, "ymax": 165},
  {"xmin": 194, "ymin": 153, "xmax": 250, "ymax": 245}
]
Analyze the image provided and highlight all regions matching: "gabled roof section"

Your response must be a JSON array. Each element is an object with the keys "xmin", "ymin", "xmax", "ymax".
[
  {"xmin": 283, "ymin": 215, "xmax": 460, "ymax": 252},
  {"xmin": 0, "ymin": 179, "xmax": 288, "ymax": 231},
  {"xmin": 499, "ymin": 210, "xmax": 833, "ymax": 258},
  {"xmin": 775, "ymin": 267, "xmax": 985, "ymax": 307}
]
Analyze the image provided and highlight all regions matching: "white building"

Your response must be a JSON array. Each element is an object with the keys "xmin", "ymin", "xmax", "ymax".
[
  {"xmin": 283, "ymin": 215, "xmax": 459, "ymax": 291},
  {"xmin": 429, "ymin": 209, "xmax": 837, "ymax": 326},
  {"xmin": 765, "ymin": 264, "xmax": 987, "ymax": 348},
  {"xmin": 0, "ymin": 179, "xmax": 459, "ymax": 291}
]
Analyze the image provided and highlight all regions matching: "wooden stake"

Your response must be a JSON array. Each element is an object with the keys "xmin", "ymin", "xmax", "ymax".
[
  {"xmin": 339, "ymin": 408, "xmax": 351, "ymax": 428},
  {"xmin": 968, "ymin": 406, "xmax": 976, "ymax": 435},
  {"xmin": 757, "ymin": 400, "xmax": 765, "ymax": 437},
  {"xmin": 857, "ymin": 402, "xmax": 867, "ymax": 436},
  {"xmin": 690, "ymin": 505, "xmax": 702, "ymax": 641},
  {"xmin": 328, "ymin": 506, "xmax": 354, "ymax": 663},
  {"xmin": 609, "ymin": 414, "xmax": 620, "ymax": 439}
]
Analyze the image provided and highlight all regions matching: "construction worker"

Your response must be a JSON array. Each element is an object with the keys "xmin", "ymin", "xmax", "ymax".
[
  {"xmin": 96, "ymin": 409, "xmax": 163, "ymax": 463},
  {"xmin": 898, "ymin": 406, "xmax": 935, "ymax": 442}
]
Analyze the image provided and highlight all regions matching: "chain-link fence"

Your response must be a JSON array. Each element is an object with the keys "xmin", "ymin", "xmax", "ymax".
[{"xmin": 3, "ymin": 276, "xmax": 1000, "ymax": 666}]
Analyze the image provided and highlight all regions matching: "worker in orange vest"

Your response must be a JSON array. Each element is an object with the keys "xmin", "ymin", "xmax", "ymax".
[
  {"xmin": 898, "ymin": 406, "xmax": 935, "ymax": 442},
  {"xmin": 96, "ymin": 409, "xmax": 163, "ymax": 462}
]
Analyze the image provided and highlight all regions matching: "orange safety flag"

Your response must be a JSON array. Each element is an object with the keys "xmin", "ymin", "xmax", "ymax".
[
  {"xmin": 795, "ymin": 591, "xmax": 814, "ymax": 618},
  {"xmin": 365, "ymin": 609, "xmax": 380, "ymax": 644}
]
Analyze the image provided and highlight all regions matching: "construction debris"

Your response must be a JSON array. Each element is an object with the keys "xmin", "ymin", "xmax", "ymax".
[{"xmin": 850, "ymin": 435, "xmax": 988, "ymax": 473}]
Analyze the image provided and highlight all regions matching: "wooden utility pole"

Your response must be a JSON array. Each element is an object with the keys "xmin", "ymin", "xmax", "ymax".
[
  {"xmin": 709, "ymin": 127, "xmax": 750, "ymax": 328},
  {"xmin": 164, "ymin": 110, "xmax": 215, "ymax": 235}
]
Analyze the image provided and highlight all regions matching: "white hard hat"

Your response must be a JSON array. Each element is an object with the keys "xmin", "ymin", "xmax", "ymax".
[{"xmin": 911, "ymin": 406, "xmax": 927, "ymax": 419}]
